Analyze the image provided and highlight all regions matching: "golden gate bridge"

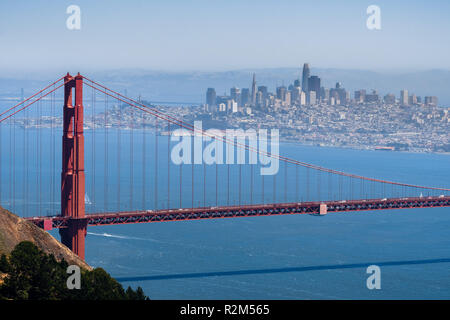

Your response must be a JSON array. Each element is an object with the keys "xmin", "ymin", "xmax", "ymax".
[{"xmin": 0, "ymin": 73, "xmax": 449, "ymax": 261}]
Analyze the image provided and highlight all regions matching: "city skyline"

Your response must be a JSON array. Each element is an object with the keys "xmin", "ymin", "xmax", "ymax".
[
  {"xmin": 204, "ymin": 64, "xmax": 440, "ymax": 112},
  {"xmin": 1, "ymin": 65, "xmax": 449, "ymax": 108}
]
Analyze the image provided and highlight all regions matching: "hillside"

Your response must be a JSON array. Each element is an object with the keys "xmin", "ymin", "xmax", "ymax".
[{"xmin": 0, "ymin": 206, "xmax": 91, "ymax": 270}]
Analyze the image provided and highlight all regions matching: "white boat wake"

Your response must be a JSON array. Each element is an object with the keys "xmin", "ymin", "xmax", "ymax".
[{"xmin": 87, "ymin": 232, "xmax": 161, "ymax": 242}]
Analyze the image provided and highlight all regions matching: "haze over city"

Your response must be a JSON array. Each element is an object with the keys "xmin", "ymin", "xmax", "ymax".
[{"xmin": 1, "ymin": 0, "xmax": 450, "ymax": 73}]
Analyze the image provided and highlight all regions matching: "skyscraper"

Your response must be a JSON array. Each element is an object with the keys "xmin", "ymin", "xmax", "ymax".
[
  {"xmin": 400, "ymin": 90, "xmax": 409, "ymax": 105},
  {"xmin": 256, "ymin": 91, "xmax": 263, "ymax": 106},
  {"xmin": 206, "ymin": 88, "xmax": 216, "ymax": 107},
  {"xmin": 424, "ymin": 96, "xmax": 438, "ymax": 106},
  {"xmin": 276, "ymin": 86, "xmax": 287, "ymax": 101},
  {"xmin": 258, "ymin": 86, "xmax": 268, "ymax": 99},
  {"xmin": 285, "ymin": 91, "xmax": 291, "ymax": 105},
  {"xmin": 230, "ymin": 87, "xmax": 240, "ymax": 105},
  {"xmin": 409, "ymin": 94, "xmax": 417, "ymax": 105},
  {"xmin": 308, "ymin": 75, "xmax": 321, "ymax": 98},
  {"xmin": 354, "ymin": 90, "xmax": 366, "ymax": 103},
  {"xmin": 330, "ymin": 83, "xmax": 348, "ymax": 105},
  {"xmin": 302, "ymin": 63, "xmax": 310, "ymax": 93},
  {"xmin": 308, "ymin": 91, "xmax": 317, "ymax": 105},
  {"xmin": 384, "ymin": 93, "xmax": 396, "ymax": 105},
  {"xmin": 365, "ymin": 90, "xmax": 379, "ymax": 103},
  {"xmin": 300, "ymin": 91, "xmax": 306, "ymax": 105},
  {"xmin": 321, "ymin": 87, "xmax": 330, "ymax": 101},
  {"xmin": 251, "ymin": 73, "xmax": 257, "ymax": 105},
  {"xmin": 291, "ymin": 87, "xmax": 302, "ymax": 104},
  {"xmin": 240, "ymin": 88, "xmax": 250, "ymax": 106}
]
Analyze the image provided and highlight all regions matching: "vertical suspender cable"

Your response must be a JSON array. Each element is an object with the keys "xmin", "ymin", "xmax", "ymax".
[
  {"xmin": 238, "ymin": 164, "xmax": 241, "ymax": 206},
  {"xmin": 203, "ymin": 159, "xmax": 206, "ymax": 207},
  {"xmin": 9, "ymin": 96, "xmax": 12, "ymax": 212},
  {"xmin": 25, "ymin": 95, "xmax": 29, "ymax": 216},
  {"xmin": 351, "ymin": 177, "xmax": 354, "ymax": 200},
  {"xmin": 0, "ymin": 109, "xmax": 2, "ymax": 207},
  {"xmin": 91, "ymin": 87, "xmax": 96, "ymax": 212},
  {"xmin": 249, "ymin": 161, "xmax": 254, "ymax": 204},
  {"xmin": 262, "ymin": 174, "xmax": 265, "ymax": 204},
  {"xmin": 38, "ymin": 92, "xmax": 42, "ymax": 215},
  {"xmin": 130, "ymin": 102, "xmax": 134, "ymax": 210},
  {"xmin": 21, "ymin": 89, "xmax": 24, "ymax": 216},
  {"xmin": 154, "ymin": 116, "xmax": 158, "ymax": 210},
  {"xmin": 178, "ymin": 119, "xmax": 182, "ymax": 208},
  {"xmin": 12, "ymin": 91, "xmax": 16, "ymax": 213},
  {"xmin": 317, "ymin": 170, "xmax": 321, "ymax": 202},
  {"xmin": 177, "ymin": 120, "xmax": 182, "ymax": 209},
  {"xmin": 191, "ymin": 145, "xmax": 194, "ymax": 209},
  {"xmin": 284, "ymin": 161, "xmax": 287, "ymax": 203},
  {"xmin": 167, "ymin": 120, "xmax": 170, "ymax": 209},
  {"xmin": 51, "ymin": 86, "xmax": 55, "ymax": 215},
  {"xmin": 360, "ymin": 179, "xmax": 363, "ymax": 200},
  {"xmin": 296, "ymin": 165, "xmax": 299, "ymax": 202},
  {"xmin": 142, "ymin": 107, "xmax": 146, "ymax": 210},
  {"xmin": 117, "ymin": 95, "xmax": 121, "ymax": 212},
  {"xmin": 227, "ymin": 165, "xmax": 230, "ymax": 206},
  {"xmin": 328, "ymin": 171, "xmax": 332, "ymax": 201},
  {"xmin": 306, "ymin": 167, "xmax": 310, "ymax": 201},
  {"xmin": 215, "ymin": 162, "xmax": 218, "ymax": 206},
  {"xmin": 370, "ymin": 180, "xmax": 374, "ymax": 199},
  {"xmin": 104, "ymin": 93, "xmax": 108, "ymax": 212},
  {"xmin": 273, "ymin": 170, "xmax": 276, "ymax": 204}
]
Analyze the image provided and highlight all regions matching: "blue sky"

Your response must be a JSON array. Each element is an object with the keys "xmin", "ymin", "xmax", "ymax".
[{"xmin": 0, "ymin": 0, "xmax": 449, "ymax": 73}]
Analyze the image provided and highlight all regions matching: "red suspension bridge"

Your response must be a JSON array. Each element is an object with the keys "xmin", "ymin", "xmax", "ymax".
[{"xmin": 0, "ymin": 73, "xmax": 449, "ymax": 261}]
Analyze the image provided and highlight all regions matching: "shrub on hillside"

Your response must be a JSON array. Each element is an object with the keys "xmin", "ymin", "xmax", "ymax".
[{"xmin": 0, "ymin": 241, "xmax": 147, "ymax": 300}]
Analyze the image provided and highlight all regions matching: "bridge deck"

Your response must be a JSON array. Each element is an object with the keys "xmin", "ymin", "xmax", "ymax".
[{"xmin": 26, "ymin": 196, "xmax": 450, "ymax": 230}]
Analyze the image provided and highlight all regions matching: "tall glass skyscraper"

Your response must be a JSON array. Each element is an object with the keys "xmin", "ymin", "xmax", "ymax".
[
  {"xmin": 206, "ymin": 88, "xmax": 216, "ymax": 106},
  {"xmin": 302, "ymin": 63, "xmax": 310, "ymax": 93}
]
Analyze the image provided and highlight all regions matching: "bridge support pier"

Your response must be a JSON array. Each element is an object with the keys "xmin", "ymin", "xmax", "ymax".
[
  {"xmin": 59, "ymin": 73, "xmax": 87, "ymax": 260},
  {"xmin": 61, "ymin": 218, "xmax": 88, "ymax": 260}
]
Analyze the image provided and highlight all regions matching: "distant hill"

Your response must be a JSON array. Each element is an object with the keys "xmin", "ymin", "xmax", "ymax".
[
  {"xmin": 1, "ymin": 68, "xmax": 449, "ymax": 105},
  {"xmin": 0, "ymin": 206, "xmax": 90, "ymax": 270}
]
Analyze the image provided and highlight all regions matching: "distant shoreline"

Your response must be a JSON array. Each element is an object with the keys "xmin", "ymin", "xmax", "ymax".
[
  {"xmin": 279, "ymin": 137, "xmax": 450, "ymax": 156},
  {"xmin": 2, "ymin": 123, "xmax": 449, "ymax": 156}
]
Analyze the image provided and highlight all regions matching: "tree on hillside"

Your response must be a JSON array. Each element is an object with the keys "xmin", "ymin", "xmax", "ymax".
[
  {"xmin": 0, "ymin": 241, "xmax": 148, "ymax": 300},
  {"xmin": 0, "ymin": 254, "xmax": 10, "ymax": 273}
]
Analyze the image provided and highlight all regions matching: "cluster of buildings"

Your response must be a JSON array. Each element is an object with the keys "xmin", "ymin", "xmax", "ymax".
[
  {"xmin": 357, "ymin": 89, "xmax": 438, "ymax": 107},
  {"xmin": 198, "ymin": 63, "xmax": 448, "ymax": 153},
  {"xmin": 204, "ymin": 63, "xmax": 439, "ymax": 115}
]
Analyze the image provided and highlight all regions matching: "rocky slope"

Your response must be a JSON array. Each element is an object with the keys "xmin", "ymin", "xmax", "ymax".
[{"xmin": 0, "ymin": 206, "xmax": 91, "ymax": 270}]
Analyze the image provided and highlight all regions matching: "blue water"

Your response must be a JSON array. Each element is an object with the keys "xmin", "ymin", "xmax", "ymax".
[{"xmin": 0, "ymin": 125, "xmax": 449, "ymax": 299}]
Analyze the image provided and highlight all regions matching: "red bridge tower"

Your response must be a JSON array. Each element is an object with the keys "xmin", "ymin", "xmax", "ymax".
[{"xmin": 59, "ymin": 73, "xmax": 87, "ymax": 260}]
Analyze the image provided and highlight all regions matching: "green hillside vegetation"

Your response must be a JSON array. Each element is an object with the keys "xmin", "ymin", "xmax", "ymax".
[{"xmin": 0, "ymin": 241, "xmax": 147, "ymax": 300}]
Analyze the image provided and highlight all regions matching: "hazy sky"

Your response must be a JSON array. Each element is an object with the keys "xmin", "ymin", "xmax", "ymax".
[{"xmin": 0, "ymin": 0, "xmax": 449, "ymax": 74}]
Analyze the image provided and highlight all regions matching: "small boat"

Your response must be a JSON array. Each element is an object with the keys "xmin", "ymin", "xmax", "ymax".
[{"xmin": 85, "ymin": 193, "xmax": 92, "ymax": 205}]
